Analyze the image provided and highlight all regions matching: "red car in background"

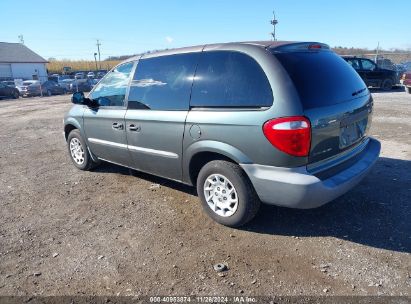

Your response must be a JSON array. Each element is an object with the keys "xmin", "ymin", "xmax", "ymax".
[{"xmin": 401, "ymin": 72, "xmax": 411, "ymax": 94}]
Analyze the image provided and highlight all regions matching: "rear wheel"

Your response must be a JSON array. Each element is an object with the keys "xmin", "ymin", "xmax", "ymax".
[
  {"xmin": 406, "ymin": 86, "xmax": 411, "ymax": 94},
  {"xmin": 13, "ymin": 90, "xmax": 19, "ymax": 99},
  {"xmin": 67, "ymin": 129, "xmax": 99, "ymax": 170},
  {"xmin": 197, "ymin": 160, "xmax": 260, "ymax": 227},
  {"xmin": 47, "ymin": 90, "xmax": 52, "ymax": 96},
  {"xmin": 381, "ymin": 78, "xmax": 393, "ymax": 91}
]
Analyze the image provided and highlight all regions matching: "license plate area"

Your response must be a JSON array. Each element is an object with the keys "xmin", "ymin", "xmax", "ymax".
[{"xmin": 339, "ymin": 117, "xmax": 368, "ymax": 149}]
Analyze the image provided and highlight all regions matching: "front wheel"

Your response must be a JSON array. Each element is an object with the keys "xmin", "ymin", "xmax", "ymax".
[
  {"xmin": 13, "ymin": 91, "xmax": 19, "ymax": 99},
  {"xmin": 67, "ymin": 129, "xmax": 100, "ymax": 170},
  {"xmin": 197, "ymin": 160, "xmax": 260, "ymax": 227},
  {"xmin": 47, "ymin": 90, "xmax": 52, "ymax": 96},
  {"xmin": 406, "ymin": 86, "xmax": 411, "ymax": 94}
]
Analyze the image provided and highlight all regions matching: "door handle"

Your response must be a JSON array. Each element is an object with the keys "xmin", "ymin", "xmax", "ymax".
[
  {"xmin": 112, "ymin": 122, "xmax": 124, "ymax": 130},
  {"xmin": 128, "ymin": 124, "xmax": 141, "ymax": 132}
]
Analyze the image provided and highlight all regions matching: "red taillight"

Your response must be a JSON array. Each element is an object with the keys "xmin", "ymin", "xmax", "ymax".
[{"xmin": 263, "ymin": 116, "xmax": 311, "ymax": 157}]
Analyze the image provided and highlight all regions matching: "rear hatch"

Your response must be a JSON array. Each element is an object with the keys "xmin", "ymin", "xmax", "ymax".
[{"xmin": 272, "ymin": 44, "xmax": 373, "ymax": 166}]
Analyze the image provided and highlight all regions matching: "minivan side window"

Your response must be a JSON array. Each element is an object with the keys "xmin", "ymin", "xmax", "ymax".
[
  {"xmin": 190, "ymin": 51, "xmax": 273, "ymax": 108},
  {"xmin": 361, "ymin": 59, "xmax": 376, "ymax": 71},
  {"xmin": 90, "ymin": 61, "xmax": 134, "ymax": 107},
  {"xmin": 128, "ymin": 53, "xmax": 199, "ymax": 110}
]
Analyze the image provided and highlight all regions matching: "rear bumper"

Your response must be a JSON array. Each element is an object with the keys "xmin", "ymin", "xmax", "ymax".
[{"xmin": 241, "ymin": 138, "xmax": 380, "ymax": 209}]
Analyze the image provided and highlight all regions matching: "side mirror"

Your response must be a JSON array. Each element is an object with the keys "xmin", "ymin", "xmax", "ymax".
[{"xmin": 72, "ymin": 92, "xmax": 85, "ymax": 104}]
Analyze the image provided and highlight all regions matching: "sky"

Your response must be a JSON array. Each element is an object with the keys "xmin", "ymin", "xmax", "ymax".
[{"xmin": 1, "ymin": 0, "xmax": 410, "ymax": 60}]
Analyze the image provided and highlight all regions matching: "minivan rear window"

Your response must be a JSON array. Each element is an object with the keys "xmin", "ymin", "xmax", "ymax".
[{"xmin": 273, "ymin": 50, "xmax": 367, "ymax": 109}]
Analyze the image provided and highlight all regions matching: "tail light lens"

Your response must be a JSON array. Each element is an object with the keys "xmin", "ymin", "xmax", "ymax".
[{"xmin": 263, "ymin": 116, "xmax": 311, "ymax": 157}]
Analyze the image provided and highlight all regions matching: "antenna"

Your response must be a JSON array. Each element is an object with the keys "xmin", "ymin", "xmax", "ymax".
[
  {"xmin": 18, "ymin": 35, "xmax": 24, "ymax": 44},
  {"xmin": 270, "ymin": 11, "xmax": 278, "ymax": 41}
]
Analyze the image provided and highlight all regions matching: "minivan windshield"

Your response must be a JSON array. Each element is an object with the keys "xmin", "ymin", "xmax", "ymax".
[{"xmin": 273, "ymin": 50, "xmax": 367, "ymax": 109}]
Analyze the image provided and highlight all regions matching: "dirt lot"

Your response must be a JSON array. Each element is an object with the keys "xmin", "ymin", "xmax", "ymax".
[{"xmin": 0, "ymin": 91, "xmax": 410, "ymax": 299}]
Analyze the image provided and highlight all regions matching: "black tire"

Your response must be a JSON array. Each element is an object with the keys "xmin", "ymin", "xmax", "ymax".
[
  {"xmin": 406, "ymin": 86, "xmax": 411, "ymax": 94},
  {"xmin": 381, "ymin": 78, "xmax": 393, "ymax": 91},
  {"xmin": 12, "ymin": 90, "xmax": 19, "ymax": 99},
  {"xmin": 67, "ymin": 129, "xmax": 99, "ymax": 170},
  {"xmin": 197, "ymin": 160, "xmax": 260, "ymax": 227},
  {"xmin": 47, "ymin": 90, "xmax": 52, "ymax": 96}
]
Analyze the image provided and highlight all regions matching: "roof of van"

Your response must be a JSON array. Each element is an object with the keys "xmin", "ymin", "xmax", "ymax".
[{"xmin": 126, "ymin": 41, "xmax": 325, "ymax": 61}]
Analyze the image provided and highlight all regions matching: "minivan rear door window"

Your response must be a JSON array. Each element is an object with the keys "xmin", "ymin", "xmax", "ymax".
[{"xmin": 190, "ymin": 51, "xmax": 273, "ymax": 108}]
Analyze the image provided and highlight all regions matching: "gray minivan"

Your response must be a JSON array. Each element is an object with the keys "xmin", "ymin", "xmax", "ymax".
[{"xmin": 64, "ymin": 41, "xmax": 380, "ymax": 227}]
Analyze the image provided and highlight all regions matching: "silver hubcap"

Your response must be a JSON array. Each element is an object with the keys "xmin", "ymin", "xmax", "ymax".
[
  {"xmin": 204, "ymin": 174, "xmax": 238, "ymax": 217},
  {"xmin": 69, "ymin": 138, "xmax": 85, "ymax": 165}
]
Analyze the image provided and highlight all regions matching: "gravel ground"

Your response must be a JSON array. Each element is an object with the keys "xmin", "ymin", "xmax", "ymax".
[{"xmin": 0, "ymin": 90, "xmax": 410, "ymax": 298}]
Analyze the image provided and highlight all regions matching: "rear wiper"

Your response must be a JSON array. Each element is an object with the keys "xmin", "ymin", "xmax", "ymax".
[{"xmin": 352, "ymin": 87, "xmax": 367, "ymax": 96}]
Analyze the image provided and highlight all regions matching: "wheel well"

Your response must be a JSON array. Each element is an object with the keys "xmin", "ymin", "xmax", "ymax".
[
  {"xmin": 189, "ymin": 152, "xmax": 236, "ymax": 186},
  {"xmin": 64, "ymin": 124, "xmax": 77, "ymax": 141}
]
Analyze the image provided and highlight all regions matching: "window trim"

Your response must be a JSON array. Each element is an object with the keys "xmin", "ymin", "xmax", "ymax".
[
  {"xmin": 189, "ymin": 50, "xmax": 273, "ymax": 110},
  {"xmin": 127, "ymin": 53, "xmax": 200, "ymax": 111},
  {"xmin": 87, "ymin": 60, "xmax": 137, "ymax": 110}
]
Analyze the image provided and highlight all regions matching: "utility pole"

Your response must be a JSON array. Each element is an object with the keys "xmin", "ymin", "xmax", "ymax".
[
  {"xmin": 94, "ymin": 53, "xmax": 98, "ymax": 71},
  {"xmin": 270, "ymin": 11, "xmax": 278, "ymax": 41},
  {"xmin": 374, "ymin": 42, "xmax": 380, "ymax": 63},
  {"xmin": 96, "ymin": 39, "xmax": 101, "ymax": 70},
  {"xmin": 18, "ymin": 35, "xmax": 24, "ymax": 44}
]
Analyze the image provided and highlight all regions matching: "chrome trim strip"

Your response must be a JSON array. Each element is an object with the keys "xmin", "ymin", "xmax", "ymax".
[
  {"xmin": 88, "ymin": 138, "xmax": 178, "ymax": 159},
  {"xmin": 127, "ymin": 145, "xmax": 178, "ymax": 159},
  {"xmin": 88, "ymin": 138, "xmax": 128, "ymax": 149}
]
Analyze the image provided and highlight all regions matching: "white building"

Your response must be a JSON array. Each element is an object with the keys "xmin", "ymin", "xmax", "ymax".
[{"xmin": 0, "ymin": 42, "xmax": 48, "ymax": 83}]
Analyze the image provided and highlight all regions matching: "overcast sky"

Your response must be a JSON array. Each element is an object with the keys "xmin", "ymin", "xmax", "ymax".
[{"xmin": 2, "ymin": 0, "xmax": 410, "ymax": 60}]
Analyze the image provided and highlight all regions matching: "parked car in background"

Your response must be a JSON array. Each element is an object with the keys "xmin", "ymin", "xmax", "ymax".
[
  {"xmin": 69, "ymin": 79, "xmax": 93, "ymax": 93},
  {"xmin": 60, "ymin": 79, "xmax": 76, "ymax": 90},
  {"xmin": 20, "ymin": 80, "xmax": 41, "ymax": 97},
  {"xmin": 74, "ymin": 72, "xmax": 85, "ymax": 79},
  {"xmin": 2, "ymin": 80, "xmax": 16, "ymax": 87},
  {"xmin": 401, "ymin": 72, "xmax": 411, "ymax": 94},
  {"xmin": 2, "ymin": 80, "xmax": 24, "ymax": 95},
  {"xmin": 48, "ymin": 75, "xmax": 71, "ymax": 85},
  {"xmin": 96, "ymin": 71, "xmax": 106, "ymax": 78},
  {"xmin": 376, "ymin": 58, "xmax": 396, "ymax": 71},
  {"xmin": 0, "ymin": 82, "xmax": 19, "ymax": 99},
  {"xmin": 64, "ymin": 41, "xmax": 380, "ymax": 227},
  {"xmin": 87, "ymin": 72, "xmax": 95, "ymax": 78},
  {"xmin": 41, "ymin": 80, "xmax": 67, "ymax": 96},
  {"xmin": 343, "ymin": 56, "xmax": 398, "ymax": 90}
]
